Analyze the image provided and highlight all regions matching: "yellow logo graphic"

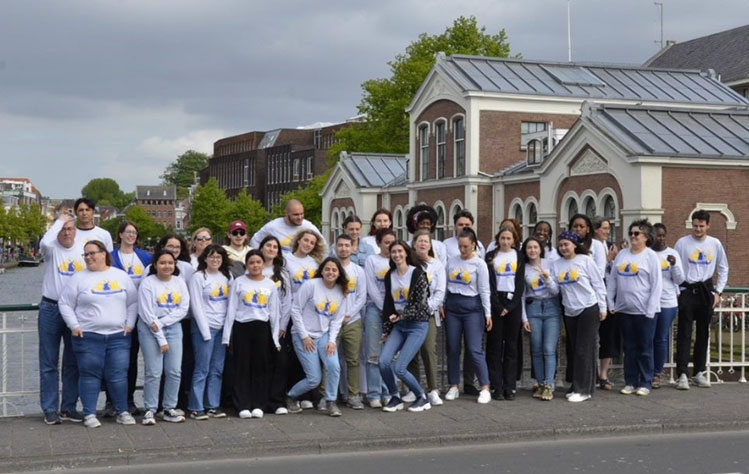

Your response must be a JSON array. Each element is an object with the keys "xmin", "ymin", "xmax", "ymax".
[
  {"xmin": 688, "ymin": 248, "xmax": 713, "ymax": 265},
  {"xmin": 292, "ymin": 266, "xmax": 315, "ymax": 285},
  {"xmin": 57, "ymin": 258, "xmax": 84, "ymax": 276},
  {"xmin": 530, "ymin": 275, "xmax": 545, "ymax": 292},
  {"xmin": 209, "ymin": 284, "xmax": 229, "ymax": 301},
  {"xmin": 448, "ymin": 268, "xmax": 472, "ymax": 285},
  {"xmin": 347, "ymin": 277, "xmax": 357, "ymax": 295},
  {"xmin": 315, "ymin": 298, "xmax": 340, "ymax": 317},
  {"xmin": 616, "ymin": 261, "xmax": 639, "ymax": 277},
  {"xmin": 91, "ymin": 279, "xmax": 124, "ymax": 295},
  {"xmin": 557, "ymin": 268, "xmax": 580, "ymax": 285},
  {"xmin": 156, "ymin": 290, "xmax": 182, "ymax": 308},
  {"xmin": 392, "ymin": 287, "xmax": 410, "ymax": 304},
  {"xmin": 281, "ymin": 235, "xmax": 293, "ymax": 251},
  {"xmin": 375, "ymin": 266, "xmax": 389, "ymax": 282},
  {"xmin": 125, "ymin": 264, "xmax": 144, "ymax": 279},
  {"xmin": 494, "ymin": 259, "xmax": 517, "ymax": 277},
  {"xmin": 660, "ymin": 258, "xmax": 670, "ymax": 271},
  {"xmin": 242, "ymin": 289, "xmax": 269, "ymax": 308}
]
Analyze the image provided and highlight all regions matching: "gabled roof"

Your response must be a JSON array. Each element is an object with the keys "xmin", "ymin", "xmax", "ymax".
[
  {"xmin": 136, "ymin": 185, "xmax": 176, "ymax": 200},
  {"xmin": 644, "ymin": 24, "xmax": 749, "ymax": 85},
  {"xmin": 431, "ymin": 53, "xmax": 748, "ymax": 106},
  {"xmin": 583, "ymin": 103, "xmax": 749, "ymax": 158},
  {"xmin": 339, "ymin": 153, "xmax": 408, "ymax": 188}
]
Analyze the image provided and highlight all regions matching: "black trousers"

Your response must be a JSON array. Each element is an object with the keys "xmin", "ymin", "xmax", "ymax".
[
  {"xmin": 177, "ymin": 318, "xmax": 194, "ymax": 410},
  {"xmin": 485, "ymin": 305, "xmax": 522, "ymax": 392},
  {"xmin": 564, "ymin": 305, "xmax": 600, "ymax": 396},
  {"xmin": 268, "ymin": 325, "xmax": 293, "ymax": 410},
  {"xmin": 232, "ymin": 320, "xmax": 271, "ymax": 412},
  {"xmin": 676, "ymin": 289, "xmax": 713, "ymax": 376}
]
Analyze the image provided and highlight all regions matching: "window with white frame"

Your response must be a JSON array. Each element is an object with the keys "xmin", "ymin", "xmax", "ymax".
[
  {"xmin": 527, "ymin": 139, "xmax": 543, "ymax": 166},
  {"xmin": 306, "ymin": 156, "xmax": 314, "ymax": 179},
  {"xmin": 419, "ymin": 125, "xmax": 429, "ymax": 181},
  {"xmin": 584, "ymin": 196, "xmax": 596, "ymax": 218},
  {"xmin": 566, "ymin": 198, "xmax": 578, "ymax": 226},
  {"xmin": 395, "ymin": 208, "xmax": 404, "ymax": 240},
  {"xmin": 436, "ymin": 121, "xmax": 446, "ymax": 179},
  {"xmin": 454, "ymin": 117, "xmax": 465, "ymax": 177},
  {"xmin": 243, "ymin": 160, "xmax": 249, "ymax": 187},
  {"xmin": 526, "ymin": 202, "xmax": 538, "ymax": 238},
  {"xmin": 512, "ymin": 203, "xmax": 524, "ymax": 235},
  {"xmin": 435, "ymin": 205, "xmax": 446, "ymax": 241},
  {"xmin": 521, "ymin": 121, "xmax": 548, "ymax": 150},
  {"xmin": 293, "ymin": 158, "xmax": 300, "ymax": 181},
  {"xmin": 603, "ymin": 194, "xmax": 617, "ymax": 243}
]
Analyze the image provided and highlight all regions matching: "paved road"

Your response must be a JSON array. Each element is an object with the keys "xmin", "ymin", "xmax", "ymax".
[{"xmin": 26, "ymin": 430, "xmax": 749, "ymax": 474}]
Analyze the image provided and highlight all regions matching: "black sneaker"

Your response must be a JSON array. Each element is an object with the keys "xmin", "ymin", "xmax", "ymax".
[
  {"xmin": 44, "ymin": 412, "xmax": 61, "ymax": 425},
  {"xmin": 60, "ymin": 410, "xmax": 84, "ymax": 423},
  {"xmin": 382, "ymin": 396, "xmax": 404, "ymax": 413},
  {"xmin": 463, "ymin": 384, "xmax": 480, "ymax": 396},
  {"xmin": 207, "ymin": 408, "xmax": 227, "ymax": 418},
  {"xmin": 491, "ymin": 390, "xmax": 504, "ymax": 400},
  {"xmin": 503, "ymin": 390, "xmax": 516, "ymax": 401},
  {"xmin": 189, "ymin": 410, "xmax": 209, "ymax": 420},
  {"xmin": 407, "ymin": 394, "xmax": 432, "ymax": 413}
]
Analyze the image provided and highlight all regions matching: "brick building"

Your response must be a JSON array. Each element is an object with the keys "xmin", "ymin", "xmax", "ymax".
[
  {"xmin": 135, "ymin": 185, "xmax": 177, "ymax": 229},
  {"xmin": 321, "ymin": 53, "xmax": 749, "ymax": 285}
]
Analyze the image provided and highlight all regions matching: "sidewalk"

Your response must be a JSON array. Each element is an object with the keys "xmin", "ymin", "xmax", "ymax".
[{"xmin": 1, "ymin": 383, "xmax": 748, "ymax": 472}]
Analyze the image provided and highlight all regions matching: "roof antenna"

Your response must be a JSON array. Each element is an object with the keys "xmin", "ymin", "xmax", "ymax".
[
  {"xmin": 567, "ymin": 0, "xmax": 572, "ymax": 62},
  {"xmin": 654, "ymin": 2, "xmax": 664, "ymax": 50}
]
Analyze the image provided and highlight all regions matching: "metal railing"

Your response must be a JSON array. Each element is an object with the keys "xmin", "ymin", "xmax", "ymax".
[
  {"xmin": 0, "ymin": 304, "xmax": 39, "ymax": 417},
  {"xmin": 709, "ymin": 288, "xmax": 748, "ymax": 383}
]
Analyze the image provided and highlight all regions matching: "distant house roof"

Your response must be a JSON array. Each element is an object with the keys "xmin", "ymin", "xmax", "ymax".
[
  {"xmin": 430, "ymin": 53, "xmax": 748, "ymax": 106},
  {"xmin": 583, "ymin": 103, "xmax": 749, "ymax": 158},
  {"xmin": 339, "ymin": 153, "xmax": 408, "ymax": 188},
  {"xmin": 136, "ymin": 185, "xmax": 176, "ymax": 200},
  {"xmin": 644, "ymin": 24, "xmax": 749, "ymax": 85}
]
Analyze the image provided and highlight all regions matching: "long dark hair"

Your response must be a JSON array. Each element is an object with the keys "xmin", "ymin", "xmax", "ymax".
[
  {"xmin": 197, "ymin": 244, "xmax": 231, "ymax": 280},
  {"xmin": 521, "ymin": 237, "xmax": 546, "ymax": 261},
  {"xmin": 568, "ymin": 214, "xmax": 593, "ymax": 252},
  {"xmin": 368, "ymin": 208, "xmax": 393, "ymax": 236},
  {"xmin": 155, "ymin": 234, "xmax": 190, "ymax": 263},
  {"xmin": 313, "ymin": 257, "xmax": 349, "ymax": 294},
  {"xmin": 387, "ymin": 240, "xmax": 425, "ymax": 270},
  {"xmin": 148, "ymin": 249, "xmax": 181, "ymax": 277},
  {"xmin": 258, "ymin": 235, "xmax": 286, "ymax": 294}
]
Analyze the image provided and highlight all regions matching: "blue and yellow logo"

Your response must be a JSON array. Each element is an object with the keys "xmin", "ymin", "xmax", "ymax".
[
  {"xmin": 91, "ymin": 279, "xmax": 124, "ymax": 295},
  {"xmin": 392, "ymin": 287, "xmax": 409, "ymax": 305},
  {"xmin": 156, "ymin": 290, "xmax": 182, "ymax": 308},
  {"xmin": 494, "ymin": 260, "xmax": 517, "ymax": 277},
  {"xmin": 209, "ymin": 284, "xmax": 229, "ymax": 301},
  {"xmin": 315, "ymin": 298, "xmax": 340, "ymax": 318},
  {"xmin": 57, "ymin": 258, "xmax": 84, "ymax": 276},
  {"xmin": 660, "ymin": 258, "xmax": 670, "ymax": 272},
  {"xmin": 616, "ymin": 261, "xmax": 639, "ymax": 277},
  {"xmin": 292, "ymin": 267, "xmax": 315, "ymax": 285},
  {"xmin": 688, "ymin": 248, "xmax": 713, "ymax": 265},
  {"xmin": 529, "ymin": 275, "xmax": 546, "ymax": 292},
  {"xmin": 557, "ymin": 268, "xmax": 580, "ymax": 285},
  {"xmin": 242, "ymin": 289, "xmax": 269, "ymax": 308},
  {"xmin": 448, "ymin": 268, "xmax": 472, "ymax": 285},
  {"xmin": 347, "ymin": 277, "xmax": 357, "ymax": 295},
  {"xmin": 280, "ymin": 235, "xmax": 293, "ymax": 252},
  {"xmin": 375, "ymin": 266, "xmax": 389, "ymax": 283},
  {"xmin": 125, "ymin": 264, "xmax": 144, "ymax": 279}
]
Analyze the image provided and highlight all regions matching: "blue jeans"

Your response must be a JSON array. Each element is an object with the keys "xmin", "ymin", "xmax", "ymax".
[
  {"xmin": 38, "ymin": 299, "xmax": 79, "ymax": 414},
  {"xmin": 363, "ymin": 302, "xmax": 386, "ymax": 400},
  {"xmin": 379, "ymin": 320, "xmax": 429, "ymax": 397},
  {"xmin": 619, "ymin": 313, "xmax": 656, "ymax": 389},
  {"xmin": 288, "ymin": 332, "xmax": 340, "ymax": 401},
  {"xmin": 71, "ymin": 331, "xmax": 131, "ymax": 416},
  {"xmin": 527, "ymin": 297, "xmax": 562, "ymax": 387},
  {"xmin": 445, "ymin": 294, "xmax": 490, "ymax": 387},
  {"xmin": 653, "ymin": 306, "xmax": 677, "ymax": 375},
  {"xmin": 138, "ymin": 319, "xmax": 183, "ymax": 412},
  {"xmin": 188, "ymin": 320, "xmax": 226, "ymax": 412}
]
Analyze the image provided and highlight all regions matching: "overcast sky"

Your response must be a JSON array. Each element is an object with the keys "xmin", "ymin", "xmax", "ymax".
[{"xmin": 1, "ymin": 0, "xmax": 746, "ymax": 198}]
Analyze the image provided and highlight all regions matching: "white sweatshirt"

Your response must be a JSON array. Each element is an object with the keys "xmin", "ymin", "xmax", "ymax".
[
  {"xmin": 521, "ymin": 259, "xmax": 560, "ymax": 322},
  {"xmin": 552, "ymin": 254, "xmax": 607, "ymax": 317},
  {"xmin": 590, "ymin": 238, "xmax": 608, "ymax": 279},
  {"xmin": 491, "ymin": 250, "xmax": 518, "ymax": 292},
  {"xmin": 116, "ymin": 251, "xmax": 147, "ymax": 288},
  {"xmin": 263, "ymin": 266, "xmax": 292, "ymax": 330},
  {"xmin": 342, "ymin": 260, "xmax": 367, "ymax": 325},
  {"xmin": 674, "ymin": 235, "xmax": 729, "ymax": 293},
  {"xmin": 655, "ymin": 247, "xmax": 685, "ymax": 308},
  {"xmin": 284, "ymin": 252, "xmax": 318, "ymax": 295},
  {"xmin": 40, "ymin": 219, "xmax": 85, "ymax": 301},
  {"xmin": 74, "ymin": 225, "xmax": 114, "ymax": 252},
  {"xmin": 361, "ymin": 235, "xmax": 379, "ymax": 255},
  {"xmin": 364, "ymin": 254, "xmax": 391, "ymax": 310},
  {"xmin": 59, "ymin": 267, "xmax": 138, "ymax": 334},
  {"xmin": 424, "ymin": 258, "xmax": 447, "ymax": 326},
  {"xmin": 606, "ymin": 247, "xmax": 663, "ymax": 318},
  {"xmin": 250, "ymin": 217, "xmax": 326, "ymax": 253},
  {"xmin": 389, "ymin": 266, "xmax": 415, "ymax": 313},
  {"xmin": 410, "ymin": 238, "xmax": 448, "ymax": 268},
  {"xmin": 223, "ymin": 275, "xmax": 280, "ymax": 349},
  {"xmin": 138, "ymin": 274, "xmax": 190, "ymax": 346},
  {"xmin": 290, "ymin": 279, "xmax": 346, "ymax": 341},
  {"xmin": 444, "ymin": 236, "xmax": 486, "ymax": 260},
  {"xmin": 445, "ymin": 255, "xmax": 491, "ymax": 318},
  {"xmin": 189, "ymin": 271, "xmax": 231, "ymax": 340}
]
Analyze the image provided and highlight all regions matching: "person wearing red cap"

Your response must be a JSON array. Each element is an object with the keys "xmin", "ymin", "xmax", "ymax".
[{"xmin": 223, "ymin": 220, "xmax": 251, "ymax": 277}]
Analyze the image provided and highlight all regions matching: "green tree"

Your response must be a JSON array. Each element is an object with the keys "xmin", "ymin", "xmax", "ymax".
[
  {"xmin": 161, "ymin": 150, "xmax": 210, "ymax": 199},
  {"xmin": 100, "ymin": 205, "xmax": 167, "ymax": 248},
  {"xmin": 19, "ymin": 203, "xmax": 47, "ymax": 241},
  {"xmin": 81, "ymin": 178, "xmax": 133, "ymax": 209},
  {"xmin": 225, "ymin": 189, "xmax": 267, "ymax": 234},
  {"xmin": 332, "ymin": 16, "xmax": 514, "ymax": 156},
  {"xmin": 271, "ymin": 170, "xmax": 330, "ymax": 229},
  {"xmin": 189, "ymin": 178, "xmax": 231, "ymax": 237}
]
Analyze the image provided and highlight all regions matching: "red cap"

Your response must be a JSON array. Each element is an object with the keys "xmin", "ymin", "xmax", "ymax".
[{"xmin": 228, "ymin": 220, "xmax": 247, "ymax": 232}]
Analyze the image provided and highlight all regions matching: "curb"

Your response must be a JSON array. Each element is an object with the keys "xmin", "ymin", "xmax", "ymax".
[{"xmin": 2, "ymin": 420, "xmax": 749, "ymax": 472}]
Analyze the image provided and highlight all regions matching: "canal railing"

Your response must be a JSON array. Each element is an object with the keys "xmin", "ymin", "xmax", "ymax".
[{"xmin": 1, "ymin": 288, "xmax": 747, "ymax": 418}]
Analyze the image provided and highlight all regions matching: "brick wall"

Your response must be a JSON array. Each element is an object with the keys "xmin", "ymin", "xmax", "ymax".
[
  {"xmin": 476, "ymin": 185, "xmax": 494, "ymax": 244},
  {"xmin": 556, "ymin": 173, "xmax": 624, "ymax": 241}
]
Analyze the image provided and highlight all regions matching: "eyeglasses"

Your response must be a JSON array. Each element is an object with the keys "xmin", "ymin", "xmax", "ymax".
[
  {"xmin": 629, "ymin": 231, "xmax": 642, "ymax": 237},
  {"xmin": 82, "ymin": 250, "xmax": 104, "ymax": 258},
  {"xmin": 206, "ymin": 254, "xmax": 222, "ymax": 260},
  {"xmin": 195, "ymin": 236, "xmax": 212, "ymax": 241},
  {"xmin": 165, "ymin": 245, "xmax": 181, "ymax": 250},
  {"xmin": 121, "ymin": 230, "xmax": 137, "ymax": 235},
  {"xmin": 231, "ymin": 230, "xmax": 246, "ymax": 236}
]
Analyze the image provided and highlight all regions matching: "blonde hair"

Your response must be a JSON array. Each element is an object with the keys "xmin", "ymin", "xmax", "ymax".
[
  {"xmin": 291, "ymin": 229, "xmax": 327, "ymax": 263},
  {"xmin": 190, "ymin": 227, "xmax": 212, "ymax": 253}
]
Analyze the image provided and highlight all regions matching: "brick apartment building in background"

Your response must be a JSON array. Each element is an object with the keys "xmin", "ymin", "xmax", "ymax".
[
  {"xmin": 135, "ymin": 185, "xmax": 177, "ymax": 229},
  {"xmin": 201, "ymin": 120, "xmax": 358, "ymax": 211}
]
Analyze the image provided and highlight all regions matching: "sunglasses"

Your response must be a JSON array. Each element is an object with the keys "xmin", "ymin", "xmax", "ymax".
[
  {"xmin": 195, "ymin": 236, "xmax": 212, "ymax": 241},
  {"xmin": 231, "ymin": 229, "xmax": 246, "ymax": 236},
  {"xmin": 629, "ymin": 231, "xmax": 642, "ymax": 237}
]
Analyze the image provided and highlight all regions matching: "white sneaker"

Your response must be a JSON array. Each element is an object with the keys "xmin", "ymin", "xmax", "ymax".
[
  {"xmin": 676, "ymin": 373, "xmax": 690, "ymax": 390},
  {"xmin": 116, "ymin": 411, "xmax": 136, "ymax": 425},
  {"xmin": 275, "ymin": 407, "xmax": 288, "ymax": 415},
  {"xmin": 300, "ymin": 400, "xmax": 314, "ymax": 409},
  {"xmin": 401, "ymin": 391, "xmax": 416, "ymax": 402},
  {"xmin": 368, "ymin": 399, "xmax": 382, "ymax": 409},
  {"xmin": 142, "ymin": 410, "xmax": 156, "ymax": 426},
  {"xmin": 83, "ymin": 414, "xmax": 101, "ymax": 428},
  {"xmin": 162, "ymin": 408, "xmax": 185, "ymax": 423},
  {"xmin": 428, "ymin": 389, "xmax": 443, "ymax": 406},
  {"xmin": 477, "ymin": 389, "xmax": 491, "ymax": 404},
  {"xmin": 620, "ymin": 385, "xmax": 635, "ymax": 395},
  {"xmin": 445, "ymin": 386, "xmax": 460, "ymax": 401},
  {"xmin": 238, "ymin": 409, "xmax": 252, "ymax": 419},
  {"xmin": 251, "ymin": 408, "xmax": 264, "ymax": 418},
  {"xmin": 635, "ymin": 387, "xmax": 651, "ymax": 396},
  {"xmin": 692, "ymin": 371, "xmax": 712, "ymax": 388},
  {"xmin": 567, "ymin": 393, "xmax": 591, "ymax": 403}
]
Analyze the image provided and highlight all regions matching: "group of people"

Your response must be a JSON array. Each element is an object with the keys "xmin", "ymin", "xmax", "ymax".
[{"xmin": 37, "ymin": 196, "xmax": 729, "ymax": 428}]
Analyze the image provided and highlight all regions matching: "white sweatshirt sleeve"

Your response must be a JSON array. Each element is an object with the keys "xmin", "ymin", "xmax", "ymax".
[
  {"xmin": 40, "ymin": 219, "xmax": 65, "ymax": 253},
  {"xmin": 669, "ymin": 251, "xmax": 685, "ymax": 287},
  {"xmin": 477, "ymin": 260, "xmax": 491, "ymax": 318},
  {"xmin": 427, "ymin": 263, "xmax": 446, "ymax": 313},
  {"xmin": 365, "ymin": 257, "xmax": 385, "ymax": 310},
  {"xmin": 589, "ymin": 258, "xmax": 607, "ymax": 313},
  {"xmin": 291, "ymin": 281, "xmax": 313, "ymax": 340},
  {"xmin": 715, "ymin": 241, "xmax": 729, "ymax": 293},
  {"xmin": 268, "ymin": 285, "xmax": 280, "ymax": 349},
  {"xmin": 58, "ymin": 276, "xmax": 81, "ymax": 330},
  {"xmin": 189, "ymin": 274, "xmax": 211, "ymax": 341},
  {"xmin": 222, "ymin": 278, "xmax": 241, "ymax": 345},
  {"xmin": 349, "ymin": 267, "xmax": 368, "ymax": 317},
  {"xmin": 138, "ymin": 279, "xmax": 167, "ymax": 346},
  {"xmin": 646, "ymin": 250, "xmax": 663, "ymax": 318}
]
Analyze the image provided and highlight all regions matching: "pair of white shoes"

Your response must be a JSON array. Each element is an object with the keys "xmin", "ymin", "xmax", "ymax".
[
  {"xmin": 620, "ymin": 385, "xmax": 651, "ymax": 396},
  {"xmin": 238, "ymin": 408, "xmax": 264, "ymax": 419},
  {"xmin": 402, "ymin": 389, "xmax": 444, "ymax": 406},
  {"xmin": 444, "ymin": 386, "xmax": 491, "ymax": 404},
  {"xmin": 565, "ymin": 392, "xmax": 591, "ymax": 403}
]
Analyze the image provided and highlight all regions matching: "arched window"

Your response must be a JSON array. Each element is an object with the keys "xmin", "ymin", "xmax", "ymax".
[
  {"xmin": 435, "ymin": 120, "xmax": 446, "ymax": 179},
  {"xmin": 584, "ymin": 196, "xmax": 596, "ymax": 218},
  {"xmin": 453, "ymin": 117, "xmax": 465, "ymax": 177},
  {"xmin": 526, "ymin": 202, "xmax": 538, "ymax": 238},
  {"xmin": 511, "ymin": 202, "xmax": 524, "ymax": 237},
  {"xmin": 527, "ymin": 139, "xmax": 543, "ymax": 165},
  {"xmin": 395, "ymin": 208, "xmax": 404, "ymax": 240},
  {"xmin": 566, "ymin": 198, "xmax": 578, "ymax": 228},
  {"xmin": 435, "ymin": 205, "xmax": 446, "ymax": 241},
  {"xmin": 332, "ymin": 209, "xmax": 340, "ymax": 240},
  {"xmin": 603, "ymin": 195, "xmax": 617, "ymax": 243},
  {"xmin": 419, "ymin": 125, "xmax": 429, "ymax": 181}
]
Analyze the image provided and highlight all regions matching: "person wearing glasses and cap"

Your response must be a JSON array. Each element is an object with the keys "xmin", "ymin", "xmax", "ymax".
[{"xmin": 223, "ymin": 220, "xmax": 252, "ymax": 278}]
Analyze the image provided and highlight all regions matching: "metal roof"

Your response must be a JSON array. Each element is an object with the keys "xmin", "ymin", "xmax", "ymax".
[
  {"xmin": 258, "ymin": 129, "xmax": 281, "ymax": 149},
  {"xmin": 586, "ymin": 104, "xmax": 749, "ymax": 158},
  {"xmin": 136, "ymin": 185, "xmax": 176, "ymax": 200},
  {"xmin": 339, "ymin": 153, "xmax": 408, "ymax": 188},
  {"xmin": 435, "ymin": 54, "xmax": 749, "ymax": 106}
]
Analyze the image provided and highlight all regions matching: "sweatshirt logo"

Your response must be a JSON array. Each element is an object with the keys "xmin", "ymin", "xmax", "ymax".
[
  {"xmin": 209, "ymin": 284, "xmax": 229, "ymax": 301},
  {"xmin": 494, "ymin": 259, "xmax": 517, "ymax": 277},
  {"xmin": 125, "ymin": 264, "xmax": 144, "ymax": 280},
  {"xmin": 660, "ymin": 258, "xmax": 670, "ymax": 271},
  {"xmin": 688, "ymin": 248, "xmax": 713, "ymax": 265},
  {"xmin": 57, "ymin": 258, "xmax": 84, "ymax": 276},
  {"xmin": 346, "ymin": 277, "xmax": 357, "ymax": 295},
  {"xmin": 280, "ymin": 235, "xmax": 293, "ymax": 252},
  {"xmin": 375, "ymin": 266, "xmax": 389, "ymax": 283},
  {"xmin": 557, "ymin": 268, "xmax": 580, "ymax": 285},
  {"xmin": 616, "ymin": 261, "xmax": 639, "ymax": 277},
  {"xmin": 292, "ymin": 267, "xmax": 315, "ymax": 285},
  {"xmin": 156, "ymin": 290, "xmax": 182, "ymax": 308},
  {"xmin": 392, "ymin": 287, "xmax": 409, "ymax": 305},
  {"xmin": 529, "ymin": 275, "xmax": 546, "ymax": 292},
  {"xmin": 315, "ymin": 298, "xmax": 340, "ymax": 318},
  {"xmin": 242, "ymin": 289, "xmax": 269, "ymax": 308},
  {"xmin": 91, "ymin": 279, "xmax": 124, "ymax": 295},
  {"xmin": 448, "ymin": 267, "xmax": 472, "ymax": 285}
]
